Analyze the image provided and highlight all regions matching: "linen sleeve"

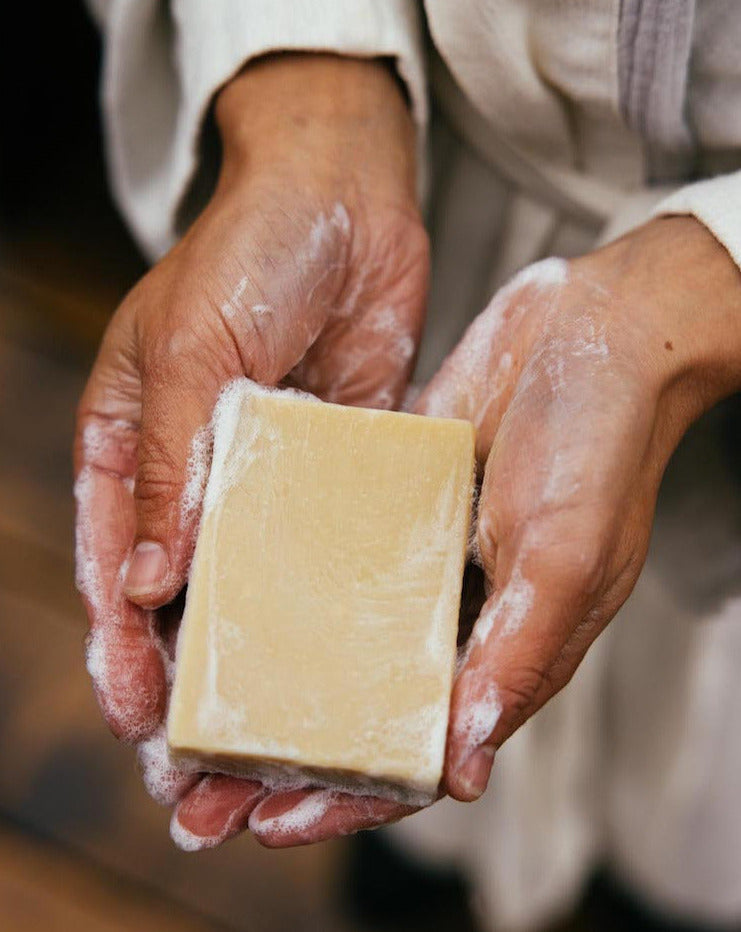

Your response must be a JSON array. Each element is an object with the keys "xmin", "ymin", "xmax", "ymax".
[{"xmin": 652, "ymin": 171, "xmax": 741, "ymax": 270}]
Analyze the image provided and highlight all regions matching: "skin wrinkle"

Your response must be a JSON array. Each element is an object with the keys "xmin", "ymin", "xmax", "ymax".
[{"xmin": 214, "ymin": 203, "xmax": 354, "ymax": 385}]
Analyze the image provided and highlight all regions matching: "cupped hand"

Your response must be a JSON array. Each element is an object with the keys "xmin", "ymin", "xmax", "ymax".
[
  {"xmin": 255, "ymin": 215, "xmax": 741, "ymax": 846},
  {"xmin": 420, "ymin": 216, "xmax": 741, "ymax": 801},
  {"xmin": 73, "ymin": 54, "xmax": 428, "ymax": 842}
]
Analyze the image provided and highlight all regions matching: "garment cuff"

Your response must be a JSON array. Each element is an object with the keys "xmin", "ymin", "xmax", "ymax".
[{"xmin": 651, "ymin": 171, "xmax": 741, "ymax": 270}]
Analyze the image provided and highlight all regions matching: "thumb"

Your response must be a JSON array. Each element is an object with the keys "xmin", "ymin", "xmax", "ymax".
[
  {"xmin": 123, "ymin": 297, "xmax": 325, "ymax": 607},
  {"xmin": 122, "ymin": 357, "xmax": 221, "ymax": 607}
]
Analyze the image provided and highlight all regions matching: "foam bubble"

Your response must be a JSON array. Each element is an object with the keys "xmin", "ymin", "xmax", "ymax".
[
  {"xmin": 249, "ymin": 789, "xmax": 335, "ymax": 837},
  {"xmin": 471, "ymin": 566, "xmax": 534, "ymax": 646},
  {"xmin": 455, "ymin": 681, "xmax": 503, "ymax": 758},
  {"xmin": 81, "ymin": 417, "xmax": 135, "ymax": 465},
  {"xmin": 137, "ymin": 725, "xmax": 196, "ymax": 806},
  {"xmin": 170, "ymin": 813, "xmax": 217, "ymax": 852},
  {"xmin": 180, "ymin": 425, "xmax": 211, "ymax": 529},
  {"xmin": 84, "ymin": 622, "xmax": 162, "ymax": 741}
]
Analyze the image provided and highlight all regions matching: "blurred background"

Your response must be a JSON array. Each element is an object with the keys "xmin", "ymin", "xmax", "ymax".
[{"xmin": 1, "ymin": 5, "xmax": 737, "ymax": 932}]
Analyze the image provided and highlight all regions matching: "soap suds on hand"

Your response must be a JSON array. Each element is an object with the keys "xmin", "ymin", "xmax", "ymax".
[
  {"xmin": 180, "ymin": 425, "xmax": 212, "ymax": 530},
  {"xmin": 138, "ymin": 725, "xmax": 197, "ymax": 806},
  {"xmin": 471, "ymin": 565, "xmax": 535, "ymax": 646},
  {"xmin": 454, "ymin": 679, "xmax": 503, "ymax": 762},
  {"xmin": 420, "ymin": 258, "xmax": 569, "ymax": 421},
  {"xmin": 248, "ymin": 789, "xmax": 336, "ymax": 838},
  {"xmin": 170, "ymin": 813, "xmax": 215, "ymax": 852}
]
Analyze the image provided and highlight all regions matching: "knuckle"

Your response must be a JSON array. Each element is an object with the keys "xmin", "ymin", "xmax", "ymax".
[
  {"xmin": 499, "ymin": 664, "xmax": 553, "ymax": 721},
  {"xmin": 515, "ymin": 510, "xmax": 610, "ymax": 597},
  {"xmin": 546, "ymin": 529, "xmax": 608, "ymax": 597},
  {"xmin": 568, "ymin": 543, "xmax": 608, "ymax": 595},
  {"xmin": 239, "ymin": 316, "xmax": 284, "ymax": 384},
  {"xmin": 135, "ymin": 443, "xmax": 181, "ymax": 519}
]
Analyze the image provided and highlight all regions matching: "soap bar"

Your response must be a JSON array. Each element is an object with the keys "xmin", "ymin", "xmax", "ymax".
[{"xmin": 167, "ymin": 380, "xmax": 475, "ymax": 805}]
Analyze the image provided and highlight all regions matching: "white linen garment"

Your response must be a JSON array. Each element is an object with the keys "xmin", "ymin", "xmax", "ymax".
[{"xmin": 89, "ymin": 2, "xmax": 741, "ymax": 929}]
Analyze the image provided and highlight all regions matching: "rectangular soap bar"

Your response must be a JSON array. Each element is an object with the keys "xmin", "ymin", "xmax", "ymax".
[{"xmin": 167, "ymin": 380, "xmax": 475, "ymax": 805}]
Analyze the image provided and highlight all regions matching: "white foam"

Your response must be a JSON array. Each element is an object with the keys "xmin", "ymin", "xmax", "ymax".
[
  {"xmin": 455, "ymin": 681, "xmax": 503, "ymax": 758},
  {"xmin": 249, "ymin": 788, "xmax": 335, "ymax": 837},
  {"xmin": 318, "ymin": 302, "xmax": 414, "ymax": 410},
  {"xmin": 81, "ymin": 417, "xmax": 134, "ymax": 464},
  {"xmin": 305, "ymin": 201, "xmax": 351, "ymax": 265},
  {"xmin": 571, "ymin": 314, "xmax": 609, "ymax": 359},
  {"xmin": 220, "ymin": 276, "xmax": 249, "ymax": 320},
  {"xmin": 367, "ymin": 306, "xmax": 415, "ymax": 364},
  {"xmin": 74, "ymin": 466, "xmax": 103, "ymax": 615},
  {"xmin": 513, "ymin": 256, "xmax": 569, "ymax": 290},
  {"xmin": 84, "ymin": 625, "xmax": 107, "ymax": 686},
  {"xmin": 85, "ymin": 621, "xmax": 163, "ymax": 741},
  {"xmin": 180, "ymin": 425, "xmax": 211, "ymax": 529},
  {"xmin": 170, "ymin": 813, "xmax": 217, "ymax": 852},
  {"xmin": 77, "ymin": 457, "xmax": 167, "ymax": 739},
  {"xmin": 472, "ymin": 566, "xmax": 534, "ymax": 645},
  {"xmin": 500, "ymin": 566, "xmax": 535, "ymax": 637},
  {"xmin": 542, "ymin": 447, "xmax": 582, "ymax": 505},
  {"xmin": 137, "ymin": 725, "xmax": 196, "ymax": 806}
]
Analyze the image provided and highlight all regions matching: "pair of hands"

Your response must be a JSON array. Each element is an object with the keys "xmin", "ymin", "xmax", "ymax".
[{"xmin": 74, "ymin": 54, "xmax": 741, "ymax": 849}]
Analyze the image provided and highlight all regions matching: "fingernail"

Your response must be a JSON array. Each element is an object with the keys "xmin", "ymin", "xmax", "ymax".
[
  {"xmin": 455, "ymin": 745, "xmax": 495, "ymax": 801},
  {"xmin": 123, "ymin": 541, "xmax": 168, "ymax": 597}
]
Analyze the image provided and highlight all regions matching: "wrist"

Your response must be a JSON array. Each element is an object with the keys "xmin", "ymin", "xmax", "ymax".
[
  {"xmin": 214, "ymin": 52, "xmax": 418, "ymax": 210},
  {"xmin": 577, "ymin": 216, "xmax": 741, "ymax": 430}
]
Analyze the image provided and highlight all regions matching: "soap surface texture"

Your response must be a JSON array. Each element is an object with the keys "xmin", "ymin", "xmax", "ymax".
[{"xmin": 167, "ymin": 381, "xmax": 475, "ymax": 804}]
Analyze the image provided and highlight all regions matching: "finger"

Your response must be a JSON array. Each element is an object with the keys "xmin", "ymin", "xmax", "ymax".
[
  {"xmin": 248, "ymin": 788, "xmax": 417, "ymax": 848},
  {"xmin": 74, "ymin": 414, "xmax": 167, "ymax": 743},
  {"xmin": 170, "ymin": 774, "xmax": 265, "ymax": 851},
  {"xmin": 121, "ymin": 342, "xmax": 221, "ymax": 608},
  {"xmin": 445, "ymin": 494, "xmax": 606, "ymax": 802}
]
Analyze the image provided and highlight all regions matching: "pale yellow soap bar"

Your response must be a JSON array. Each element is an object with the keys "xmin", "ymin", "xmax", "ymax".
[{"xmin": 167, "ymin": 380, "xmax": 475, "ymax": 804}]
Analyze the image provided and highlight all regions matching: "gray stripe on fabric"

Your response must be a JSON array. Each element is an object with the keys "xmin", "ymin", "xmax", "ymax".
[{"xmin": 618, "ymin": 0, "xmax": 697, "ymax": 181}]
